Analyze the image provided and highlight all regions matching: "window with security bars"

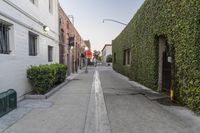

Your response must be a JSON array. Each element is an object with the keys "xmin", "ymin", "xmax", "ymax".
[
  {"xmin": 29, "ymin": 32, "xmax": 38, "ymax": 56},
  {"xmin": 48, "ymin": 46, "xmax": 53, "ymax": 62},
  {"xmin": 0, "ymin": 23, "xmax": 11, "ymax": 54}
]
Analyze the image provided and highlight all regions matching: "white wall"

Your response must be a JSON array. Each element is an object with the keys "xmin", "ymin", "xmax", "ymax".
[
  {"xmin": 102, "ymin": 45, "xmax": 112, "ymax": 64},
  {"xmin": 0, "ymin": 0, "xmax": 59, "ymax": 99}
]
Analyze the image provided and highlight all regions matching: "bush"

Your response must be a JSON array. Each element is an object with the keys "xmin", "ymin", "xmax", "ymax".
[
  {"xmin": 51, "ymin": 64, "xmax": 67, "ymax": 84},
  {"xmin": 106, "ymin": 55, "xmax": 112, "ymax": 63},
  {"xmin": 27, "ymin": 64, "xmax": 67, "ymax": 94},
  {"xmin": 178, "ymin": 87, "xmax": 200, "ymax": 115}
]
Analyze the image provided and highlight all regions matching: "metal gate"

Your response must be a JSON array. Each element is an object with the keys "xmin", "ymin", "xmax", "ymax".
[{"xmin": 0, "ymin": 89, "xmax": 17, "ymax": 117}]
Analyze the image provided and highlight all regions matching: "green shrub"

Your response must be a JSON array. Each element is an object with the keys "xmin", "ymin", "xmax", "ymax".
[
  {"xmin": 106, "ymin": 55, "xmax": 112, "ymax": 63},
  {"xmin": 51, "ymin": 64, "xmax": 67, "ymax": 84},
  {"xmin": 27, "ymin": 64, "xmax": 67, "ymax": 94},
  {"xmin": 178, "ymin": 87, "xmax": 200, "ymax": 115}
]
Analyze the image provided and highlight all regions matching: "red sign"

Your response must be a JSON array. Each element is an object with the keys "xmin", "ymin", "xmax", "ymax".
[{"xmin": 84, "ymin": 50, "xmax": 92, "ymax": 59}]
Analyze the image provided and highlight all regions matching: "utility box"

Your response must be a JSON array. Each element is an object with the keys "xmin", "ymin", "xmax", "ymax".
[{"xmin": 0, "ymin": 89, "xmax": 17, "ymax": 118}]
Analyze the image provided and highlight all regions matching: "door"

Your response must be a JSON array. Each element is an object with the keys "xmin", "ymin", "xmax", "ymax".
[{"xmin": 158, "ymin": 37, "xmax": 172, "ymax": 93}]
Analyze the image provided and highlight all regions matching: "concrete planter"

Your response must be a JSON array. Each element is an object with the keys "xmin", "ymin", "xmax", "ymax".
[{"xmin": 25, "ymin": 80, "xmax": 70, "ymax": 99}]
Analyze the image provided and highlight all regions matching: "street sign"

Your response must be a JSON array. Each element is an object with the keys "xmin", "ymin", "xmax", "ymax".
[{"xmin": 84, "ymin": 50, "xmax": 92, "ymax": 59}]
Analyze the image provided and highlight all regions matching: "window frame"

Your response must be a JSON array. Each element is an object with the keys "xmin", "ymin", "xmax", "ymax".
[
  {"xmin": 0, "ymin": 21, "xmax": 12, "ymax": 54},
  {"xmin": 30, "ymin": 0, "xmax": 38, "ymax": 6},
  {"xmin": 123, "ymin": 49, "xmax": 131, "ymax": 65},
  {"xmin": 29, "ymin": 31, "xmax": 38, "ymax": 56},
  {"xmin": 49, "ymin": 0, "xmax": 53, "ymax": 14},
  {"xmin": 30, "ymin": 0, "xmax": 35, "ymax": 4},
  {"xmin": 48, "ymin": 45, "xmax": 53, "ymax": 62},
  {"xmin": 114, "ymin": 52, "xmax": 116, "ymax": 63}
]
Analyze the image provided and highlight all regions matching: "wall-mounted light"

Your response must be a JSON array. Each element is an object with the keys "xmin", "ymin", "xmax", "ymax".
[
  {"xmin": 85, "ymin": 46, "xmax": 89, "ymax": 51},
  {"xmin": 43, "ymin": 25, "xmax": 50, "ymax": 32}
]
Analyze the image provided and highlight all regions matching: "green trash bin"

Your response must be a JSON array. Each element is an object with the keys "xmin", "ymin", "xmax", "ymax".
[{"xmin": 0, "ymin": 89, "xmax": 17, "ymax": 118}]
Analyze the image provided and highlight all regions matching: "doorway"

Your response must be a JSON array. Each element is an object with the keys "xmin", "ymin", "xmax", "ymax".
[{"xmin": 158, "ymin": 37, "xmax": 173, "ymax": 94}]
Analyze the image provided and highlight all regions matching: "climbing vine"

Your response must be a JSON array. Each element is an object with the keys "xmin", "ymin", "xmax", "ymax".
[{"xmin": 112, "ymin": 0, "xmax": 200, "ymax": 114}]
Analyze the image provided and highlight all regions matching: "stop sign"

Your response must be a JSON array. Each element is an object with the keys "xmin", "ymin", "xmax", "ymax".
[{"xmin": 84, "ymin": 50, "xmax": 92, "ymax": 59}]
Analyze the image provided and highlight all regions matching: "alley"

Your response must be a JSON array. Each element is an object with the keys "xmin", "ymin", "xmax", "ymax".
[
  {"xmin": 1, "ymin": 66, "xmax": 199, "ymax": 133},
  {"xmin": 2, "ymin": 68, "xmax": 95, "ymax": 133},
  {"xmin": 98, "ymin": 67, "xmax": 199, "ymax": 133}
]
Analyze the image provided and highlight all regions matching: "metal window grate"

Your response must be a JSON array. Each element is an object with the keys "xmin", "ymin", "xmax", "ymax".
[
  {"xmin": 0, "ymin": 23, "xmax": 10, "ymax": 54},
  {"xmin": 48, "ymin": 46, "xmax": 53, "ymax": 62},
  {"xmin": 29, "ymin": 32, "xmax": 38, "ymax": 56}
]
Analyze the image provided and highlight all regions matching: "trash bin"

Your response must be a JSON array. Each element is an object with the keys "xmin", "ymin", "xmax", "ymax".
[{"xmin": 0, "ymin": 89, "xmax": 17, "ymax": 118}]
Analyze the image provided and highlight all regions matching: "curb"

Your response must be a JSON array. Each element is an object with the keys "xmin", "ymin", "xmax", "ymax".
[
  {"xmin": 24, "ymin": 69, "xmax": 85, "ymax": 100},
  {"xmin": 113, "ymin": 70, "xmax": 157, "ymax": 93},
  {"xmin": 25, "ymin": 80, "xmax": 70, "ymax": 100}
]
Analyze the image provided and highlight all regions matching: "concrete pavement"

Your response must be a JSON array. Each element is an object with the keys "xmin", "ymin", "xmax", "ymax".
[
  {"xmin": 1, "ymin": 66, "xmax": 200, "ymax": 133},
  {"xmin": 98, "ymin": 66, "xmax": 199, "ymax": 133},
  {"xmin": 3, "ymin": 67, "xmax": 95, "ymax": 133}
]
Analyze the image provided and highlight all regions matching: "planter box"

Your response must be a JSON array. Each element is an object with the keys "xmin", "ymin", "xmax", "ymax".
[{"xmin": 25, "ymin": 80, "xmax": 70, "ymax": 100}]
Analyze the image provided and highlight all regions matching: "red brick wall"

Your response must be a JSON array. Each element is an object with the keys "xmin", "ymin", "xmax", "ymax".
[{"xmin": 59, "ymin": 5, "xmax": 84, "ymax": 72}]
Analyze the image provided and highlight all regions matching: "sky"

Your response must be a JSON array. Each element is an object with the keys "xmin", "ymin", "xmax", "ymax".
[{"xmin": 59, "ymin": 0, "xmax": 145, "ymax": 51}]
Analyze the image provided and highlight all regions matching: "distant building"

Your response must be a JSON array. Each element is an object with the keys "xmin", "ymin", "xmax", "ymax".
[
  {"xmin": 102, "ymin": 44, "xmax": 112, "ymax": 65},
  {"xmin": 84, "ymin": 40, "xmax": 91, "ymax": 50},
  {"xmin": 0, "ymin": 0, "xmax": 59, "ymax": 100},
  {"xmin": 59, "ymin": 5, "xmax": 86, "ymax": 74}
]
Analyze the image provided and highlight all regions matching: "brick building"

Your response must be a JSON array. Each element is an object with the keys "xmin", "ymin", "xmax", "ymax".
[{"xmin": 59, "ymin": 5, "xmax": 86, "ymax": 74}]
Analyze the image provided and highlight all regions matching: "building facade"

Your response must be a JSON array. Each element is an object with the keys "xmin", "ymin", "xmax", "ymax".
[
  {"xmin": 0, "ymin": 0, "xmax": 59, "ymax": 100},
  {"xmin": 102, "ymin": 44, "xmax": 112, "ymax": 65},
  {"xmin": 112, "ymin": 0, "xmax": 200, "ymax": 113},
  {"xmin": 84, "ymin": 40, "xmax": 91, "ymax": 50},
  {"xmin": 59, "ymin": 5, "xmax": 86, "ymax": 74}
]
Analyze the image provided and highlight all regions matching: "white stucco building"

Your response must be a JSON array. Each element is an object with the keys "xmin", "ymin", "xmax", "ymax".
[
  {"xmin": 102, "ymin": 44, "xmax": 112, "ymax": 66},
  {"xmin": 0, "ymin": 0, "xmax": 59, "ymax": 100}
]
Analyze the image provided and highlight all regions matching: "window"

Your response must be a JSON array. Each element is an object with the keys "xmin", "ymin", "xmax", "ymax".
[
  {"xmin": 60, "ymin": 29, "xmax": 64, "ymax": 43},
  {"xmin": 67, "ymin": 21, "xmax": 69, "ymax": 29},
  {"xmin": 29, "ymin": 32, "xmax": 38, "ymax": 56},
  {"xmin": 48, "ymin": 46, "xmax": 53, "ymax": 62},
  {"xmin": 30, "ymin": 0, "xmax": 35, "ymax": 4},
  {"xmin": 49, "ymin": 0, "xmax": 53, "ymax": 14},
  {"xmin": 114, "ymin": 53, "xmax": 116, "ymax": 63},
  {"xmin": 30, "ymin": 0, "xmax": 38, "ymax": 6},
  {"xmin": 123, "ymin": 49, "xmax": 131, "ymax": 65},
  {"xmin": 0, "ymin": 22, "xmax": 11, "ymax": 54},
  {"xmin": 59, "ymin": 18, "xmax": 62, "ymax": 25}
]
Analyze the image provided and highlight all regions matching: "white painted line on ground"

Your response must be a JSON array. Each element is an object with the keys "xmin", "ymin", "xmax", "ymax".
[
  {"xmin": 95, "ymin": 70, "xmax": 112, "ymax": 133},
  {"xmin": 84, "ymin": 70, "xmax": 111, "ymax": 133}
]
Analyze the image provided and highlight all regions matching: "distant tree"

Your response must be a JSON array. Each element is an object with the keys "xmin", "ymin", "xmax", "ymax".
[
  {"xmin": 93, "ymin": 50, "xmax": 101, "ymax": 61},
  {"xmin": 106, "ymin": 55, "xmax": 112, "ymax": 63}
]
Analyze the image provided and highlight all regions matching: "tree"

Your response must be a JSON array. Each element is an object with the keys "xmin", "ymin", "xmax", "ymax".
[
  {"xmin": 106, "ymin": 55, "xmax": 112, "ymax": 63},
  {"xmin": 93, "ymin": 50, "xmax": 101, "ymax": 61}
]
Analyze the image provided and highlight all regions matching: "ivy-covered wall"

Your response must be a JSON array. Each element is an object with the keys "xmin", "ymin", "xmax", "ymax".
[{"xmin": 112, "ymin": 0, "xmax": 200, "ymax": 114}]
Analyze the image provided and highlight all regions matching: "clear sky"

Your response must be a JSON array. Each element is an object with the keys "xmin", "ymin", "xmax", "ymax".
[{"xmin": 59, "ymin": 0, "xmax": 145, "ymax": 51}]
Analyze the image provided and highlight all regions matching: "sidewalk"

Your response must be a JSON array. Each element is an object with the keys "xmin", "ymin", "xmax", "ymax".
[{"xmin": 1, "ymin": 68, "xmax": 95, "ymax": 133}]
